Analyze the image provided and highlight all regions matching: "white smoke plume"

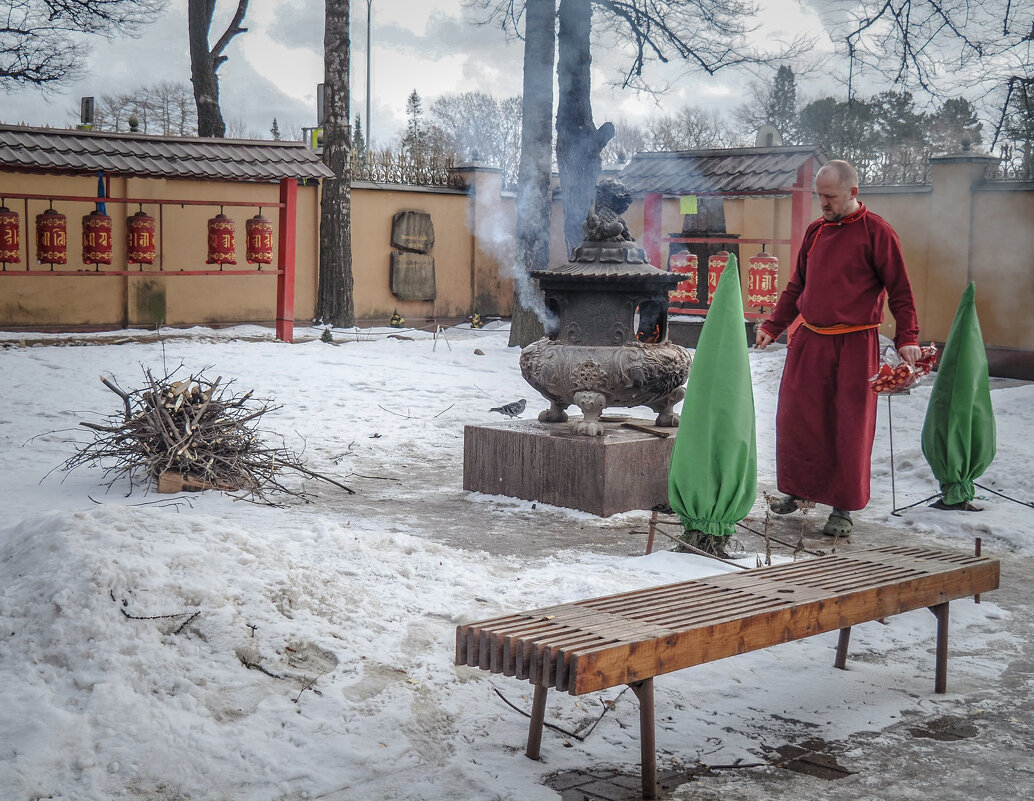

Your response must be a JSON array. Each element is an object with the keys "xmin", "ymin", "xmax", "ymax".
[{"xmin": 469, "ymin": 187, "xmax": 558, "ymax": 332}]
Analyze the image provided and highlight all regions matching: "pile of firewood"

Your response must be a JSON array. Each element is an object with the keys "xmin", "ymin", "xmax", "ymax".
[{"xmin": 63, "ymin": 366, "xmax": 352, "ymax": 500}]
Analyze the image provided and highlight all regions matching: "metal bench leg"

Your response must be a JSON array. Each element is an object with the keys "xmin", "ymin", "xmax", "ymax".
[
  {"xmin": 630, "ymin": 679, "xmax": 657, "ymax": 800},
  {"xmin": 834, "ymin": 626, "xmax": 851, "ymax": 669},
  {"xmin": 929, "ymin": 602, "xmax": 949, "ymax": 693},
  {"xmin": 526, "ymin": 684, "xmax": 548, "ymax": 759}
]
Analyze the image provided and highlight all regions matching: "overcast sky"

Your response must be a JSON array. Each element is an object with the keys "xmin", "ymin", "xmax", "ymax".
[{"xmin": 2, "ymin": 0, "xmax": 839, "ymax": 144}]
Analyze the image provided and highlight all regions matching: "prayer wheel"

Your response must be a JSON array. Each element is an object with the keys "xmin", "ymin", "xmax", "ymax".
[
  {"xmin": 35, "ymin": 208, "xmax": 68, "ymax": 266},
  {"xmin": 245, "ymin": 213, "xmax": 273, "ymax": 265},
  {"xmin": 747, "ymin": 251, "xmax": 779, "ymax": 308},
  {"xmin": 707, "ymin": 250, "xmax": 730, "ymax": 305},
  {"xmin": 668, "ymin": 249, "xmax": 698, "ymax": 307},
  {"xmin": 206, "ymin": 213, "xmax": 236, "ymax": 265},
  {"xmin": 82, "ymin": 209, "xmax": 113, "ymax": 265},
  {"xmin": 127, "ymin": 210, "xmax": 157, "ymax": 264},
  {"xmin": 0, "ymin": 205, "xmax": 20, "ymax": 265}
]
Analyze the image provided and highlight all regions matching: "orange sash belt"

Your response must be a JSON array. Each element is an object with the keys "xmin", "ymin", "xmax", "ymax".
[{"xmin": 801, "ymin": 320, "xmax": 880, "ymax": 335}]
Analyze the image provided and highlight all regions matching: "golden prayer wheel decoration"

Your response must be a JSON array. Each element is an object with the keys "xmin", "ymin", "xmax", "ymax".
[
  {"xmin": 126, "ymin": 210, "xmax": 157, "ymax": 264},
  {"xmin": 206, "ymin": 212, "xmax": 237, "ymax": 265},
  {"xmin": 0, "ymin": 205, "xmax": 20, "ymax": 266},
  {"xmin": 707, "ymin": 250, "xmax": 730, "ymax": 305},
  {"xmin": 747, "ymin": 250, "xmax": 779, "ymax": 309},
  {"xmin": 245, "ymin": 213, "xmax": 274, "ymax": 265},
  {"xmin": 35, "ymin": 208, "xmax": 68, "ymax": 266},
  {"xmin": 82, "ymin": 209, "xmax": 113, "ymax": 265},
  {"xmin": 668, "ymin": 250, "xmax": 698, "ymax": 306}
]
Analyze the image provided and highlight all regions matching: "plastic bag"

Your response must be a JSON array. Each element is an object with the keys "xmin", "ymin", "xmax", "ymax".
[{"xmin": 870, "ymin": 342, "xmax": 938, "ymax": 395}]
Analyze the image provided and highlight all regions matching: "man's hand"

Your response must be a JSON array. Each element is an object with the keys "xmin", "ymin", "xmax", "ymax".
[
  {"xmin": 899, "ymin": 344, "xmax": 922, "ymax": 367},
  {"xmin": 755, "ymin": 329, "xmax": 774, "ymax": 349}
]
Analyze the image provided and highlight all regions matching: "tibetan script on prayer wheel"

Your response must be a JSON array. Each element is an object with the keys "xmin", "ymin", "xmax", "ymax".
[
  {"xmin": 747, "ymin": 251, "xmax": 778, "ymax": 308},
  {"xmin": 0, "ymin": 205, "xmax": 20, "ymax": 264},
  {"xmin": 36, "ymin": 208, "xmax": 67, "ymax": 265},
  {"xmin": 245, "ymin": 214, "xmax": 274, "ymax": 264},
  {"xmin": 206, "ymin": 213, "xmax": 237, "ymax": 265},
  {"xmin": 127, "ymin": 211, "xmax": 157, "ymax": 264},
  {"xmin": 82, "ymin": 210, "xmax": 113, "ymax": 265},
  {"xmin": 707, "ymin": 251, "xmax": 730, "ymax": 305},
  {"xmin": 668, "ymin": 250, "xmax": 698, "ymax": 307}
]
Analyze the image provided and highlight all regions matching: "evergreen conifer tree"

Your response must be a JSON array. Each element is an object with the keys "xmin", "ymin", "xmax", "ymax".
[
  {"xmin": 401, "ymin": 90, "xmax": 424, "ymax": 158},
  {"xmin": 353, "ymin": 114, "xmax": 367, "ymax": 157}
]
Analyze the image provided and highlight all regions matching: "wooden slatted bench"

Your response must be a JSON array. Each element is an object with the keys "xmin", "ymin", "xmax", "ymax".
[{"xmin": 455, "ymin": 545, "xmax": 999, "ymax": 799}]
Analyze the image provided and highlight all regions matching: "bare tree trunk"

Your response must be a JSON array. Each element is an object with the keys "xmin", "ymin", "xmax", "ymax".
[
  {"xmin": 556, "ymin": 0, "xmax": 614, "ymax": 255},
  {"xmin": 316, "ymin": 0, "xmax": 355, "ymax": 328},
  {"xmin": 188, "ymin": 0, "xmax": 249, "ymax": 138},
  {"xmin": 508, "ymin": 0, "xmax": 556, "ymax": 348}
]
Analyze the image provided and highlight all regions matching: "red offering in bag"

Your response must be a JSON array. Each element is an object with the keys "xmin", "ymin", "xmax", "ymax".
[{"xmin": 870, "ymin": 343, "xmax": 938, "ymax": 395}]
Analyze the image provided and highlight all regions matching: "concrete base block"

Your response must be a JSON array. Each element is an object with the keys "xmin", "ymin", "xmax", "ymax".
[
  {"xmin": 669, "ymin": 316, "xmax": 757, "ymax": 348},
  {"xmin": 463, "ymin": 417, "xmax": 677, "ymax": 517}
]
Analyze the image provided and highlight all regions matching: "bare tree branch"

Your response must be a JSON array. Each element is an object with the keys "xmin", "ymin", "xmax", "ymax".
[{"xmin": 1, "ymin": 0, "xmax": 164, "ymax": 88}]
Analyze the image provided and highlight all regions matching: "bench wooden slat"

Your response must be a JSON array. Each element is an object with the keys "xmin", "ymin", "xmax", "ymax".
[
  {"xmin": 591, "ymin": 587, "xmax": 779, "ymax": 619},
  {"xmin": 456, "ymin": 547, "xmax": 1000, "ymax": 695},
  {"xmin": 570, "ymin": 563, "xmax": 998, "ymax": 693},
  {"xmin": 455, "ymin": 545, "xmax": 1000, "ymax": 801}
]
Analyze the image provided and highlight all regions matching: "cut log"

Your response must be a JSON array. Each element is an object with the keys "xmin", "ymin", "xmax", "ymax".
[{"xmin": 157, "ymin": 471, "xmax": 237, "ymax": 494}]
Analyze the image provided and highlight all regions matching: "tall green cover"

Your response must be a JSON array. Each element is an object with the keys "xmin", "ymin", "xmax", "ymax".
[
  {"xmin": 667, "ymin": 254, "xmax": 757, "ymax": 537},
  {"xmin": 921, "ymin": 282, "xmax": 996, "ymax": 506}
]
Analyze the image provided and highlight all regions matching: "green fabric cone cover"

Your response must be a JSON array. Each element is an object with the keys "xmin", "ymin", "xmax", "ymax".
[
  {"xmin": 668, "ymin": 253, "xmax": 757, "ymax": 537},
  {"xmin": 921, "ymin": 282, "xmax": 996, "ymax": 505}
]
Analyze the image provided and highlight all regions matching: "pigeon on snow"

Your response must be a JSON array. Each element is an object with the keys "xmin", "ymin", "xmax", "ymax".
[{"xmin": 490, "ymin": 398, "xmax": 527, "ymax": 418}]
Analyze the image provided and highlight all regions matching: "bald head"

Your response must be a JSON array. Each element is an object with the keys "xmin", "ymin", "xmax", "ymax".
[
  {"xmin": 815, "ymin": 160, "xmax": 860, "ymax": 221},
  {"xmin": 816, "ymin": 160, "xmax": 859, "ymax": 191}
]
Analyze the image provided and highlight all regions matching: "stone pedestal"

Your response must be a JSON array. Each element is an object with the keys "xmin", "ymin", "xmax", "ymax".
[
  {"xmin": 463, "ymin": 418, "xmax": 676, "ymax": 517},
  {"xmin": 668, "ymin": 316, "xmax": 757, "ymax": 348}
]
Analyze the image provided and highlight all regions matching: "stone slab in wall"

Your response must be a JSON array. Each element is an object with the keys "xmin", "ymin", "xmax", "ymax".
[
  {"xmin": 391, "ymin": 210, "xmax": 435, "ymax": 253},
  {"xmin": 390, "ymin": 251, "xmax": 437, "ymax": 300}
]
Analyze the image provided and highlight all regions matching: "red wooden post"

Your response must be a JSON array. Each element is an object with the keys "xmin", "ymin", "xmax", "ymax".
[
  {"xmin": 784, "ymin": 158, "xmax": 814, "ymax": 342},
  {"xmin": 789, "ymin": 158, "xmax": 813, "ymax": 274},
  {"xmin": 643, "ymin": 191, "xmax": 662, "ymax": 269},
  {"xmin": 276, "ymin": 177, "xmax": 297, "ymax": 343}
]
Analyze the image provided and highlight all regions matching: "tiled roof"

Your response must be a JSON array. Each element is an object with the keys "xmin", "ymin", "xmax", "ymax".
[
  {"xmin": 0, "ymin": 124, "xmax": 334, "ymax": 183},
  {"xmin": 617, "ymin": 145, "xmax": 826, "ymax": 197}
]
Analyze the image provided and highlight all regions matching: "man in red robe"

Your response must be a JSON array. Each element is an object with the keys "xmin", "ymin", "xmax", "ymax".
[{"xmin": 755, "ymin": 160, "xmax": 921, "ymax": 536}]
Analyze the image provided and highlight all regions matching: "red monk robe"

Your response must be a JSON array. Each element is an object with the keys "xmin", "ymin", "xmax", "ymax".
[{"xmin": 759, "ymin": 203, "xmax": 919, "ymax": 511}]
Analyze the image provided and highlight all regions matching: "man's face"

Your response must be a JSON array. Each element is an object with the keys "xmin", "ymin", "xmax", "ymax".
[{"xmin": 815, "ymin": 171, "xmax": 859, "ymax": 221}]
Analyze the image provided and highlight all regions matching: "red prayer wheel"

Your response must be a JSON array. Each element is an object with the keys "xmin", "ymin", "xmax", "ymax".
[
  {"xmin": 747, "ymin": 251, "xmax": 779, "ymax": 308},
  {"xmin": 127, "ymin": 210, "xmax": 157, "ymax": 264},
  {"xmin": 0, "ymin": 205, "xmax": 20, "ymax": 265},
  {"xmin": 707, "ymin": 251, "xmax": 730, "ymax": 305},
  {"xmin": 668, "ymin": 250, "xmax": 698, "ymax": 308},
  {"xmin": 82, "ymin": 209, "xmax": 113, "ymax": 265},
  {"xmin": 245, "ymin": 213, "xmax": 274, "ymax": 265},
  {"xmin": 35, "ymin": 208, "xmax": 68, "ymax": 265},
  {"xmin": 206, "ymin": 213, "xmax": 237, "ymax": 265}
]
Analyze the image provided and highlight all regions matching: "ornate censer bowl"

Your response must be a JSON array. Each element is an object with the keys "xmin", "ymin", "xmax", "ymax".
[{"xmin": 519, "ymin": 178, "xmax": 691, "ymax": 435}]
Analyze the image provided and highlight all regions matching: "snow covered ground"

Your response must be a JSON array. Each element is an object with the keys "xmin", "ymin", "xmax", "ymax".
[{"xmin": 0, "ymin": 323, "xmax": 1030, "ymax": 801}]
